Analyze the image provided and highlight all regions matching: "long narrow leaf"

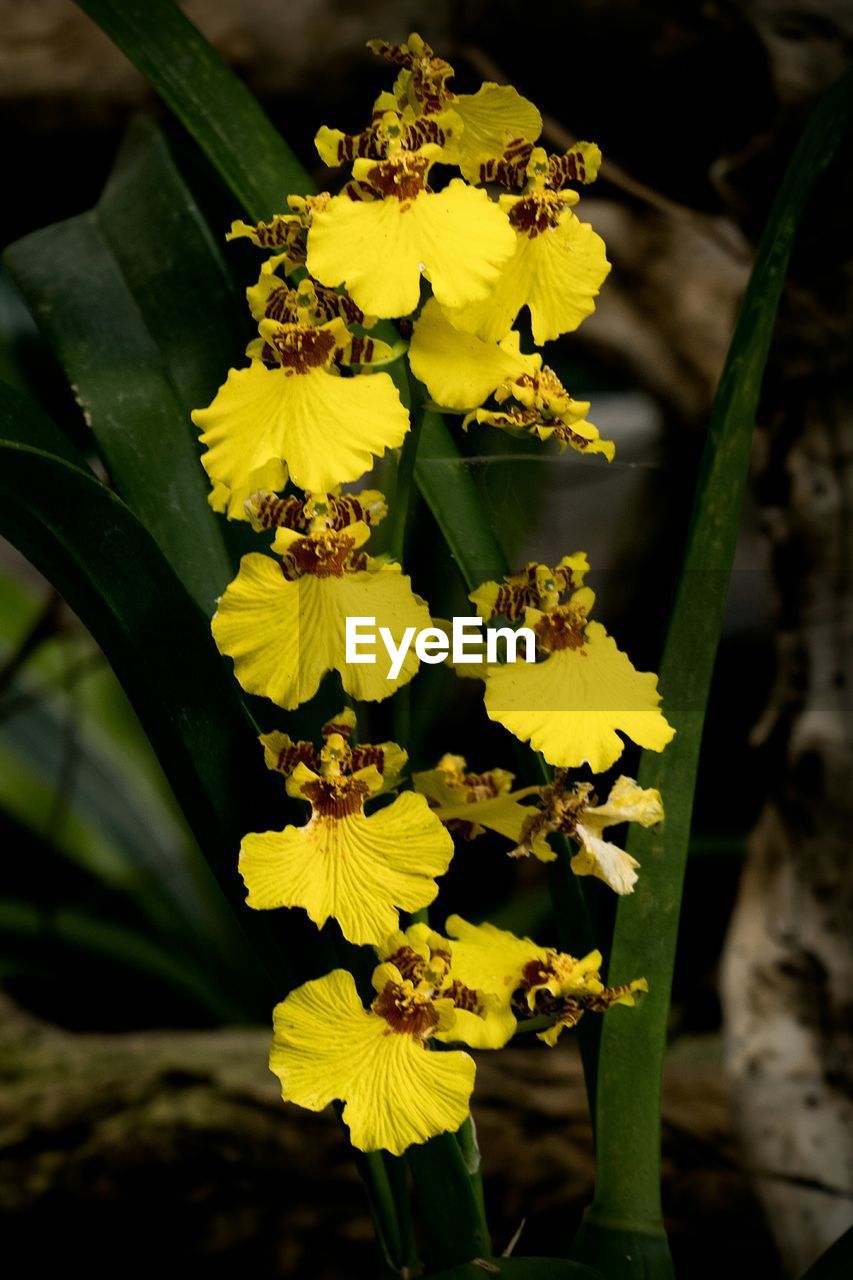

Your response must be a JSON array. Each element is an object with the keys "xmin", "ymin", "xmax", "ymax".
[
  {"xmin": 415, "ymin": 412, "xmax": 509, "ymax": 589},
  {"xmin": 4, "ymin": 118, "xmax": 240, "ymax": 612},
  {"xmin": 72, "ymin": 0, "xmax": 311, "ymax": 221},
  {"xmin": 0, "ymin": 386, "xmax": 300, "ymax": 1000},
  {"xmin": 572, "ymin": 66, "xmax": 853, "ymax": 1278}
]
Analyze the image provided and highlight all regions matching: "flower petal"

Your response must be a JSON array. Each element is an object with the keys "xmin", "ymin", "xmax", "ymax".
[
  {"xmin": 240, "ymin": 791, "xmax": 453, "ymax": 945},
  {"xmin": 585, "ymin": 776, "xmax": 664, "ymax": 830},
  {"xmin": 446, "ymin": 208, "xmax": 610, "ymax": 344},
  {"xmin": 193, "ymin": 363, "xmax": 408, "ymax": 512},
  {"xmin": 482, "ymin": 621, "xmax": 675, "ymax": 773},
  {"xmin": 271, "ymin": 969, "xmax": 379, "ymax": 1112},
  {"xmin": 408, "ymin": 297, "xmax": 538, "ymax": 410},
  {"xmin": 445, "ymin": 915, "xmax": 544, "ymax": 1003},
  {"xmin": 307, "ymin": 181, "xmax": 514, "ymax": 319},
  {"xmin": 345, "ymin": 1031, "xmax": 474, "ymax": 1154},
  {"xmin": 449, "ymin": 83, "xmax": 542, "ymax": 182},
  {"xmin": 572, "ymin": 822, "xmax": 641, "ymax": 895},
  {"xmin": 435, "ymin": 793, "xmax": 555, "ymax": 862},
  {"xmin": 270, "ymin": 970, "xmax": 474, "ymax": 1155},
  {"xmin": 436, "ymin": 999, "xmax": 516, "ymax": 1050},
  {"xmin": 211, "ymin": 555, "xmax": 432, "ymax": 709}
]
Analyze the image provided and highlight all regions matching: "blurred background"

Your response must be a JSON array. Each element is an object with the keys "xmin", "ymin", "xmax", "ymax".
[{"xmin": 1, "ymin": 1, "xmax": 852, "ymax": 1276}]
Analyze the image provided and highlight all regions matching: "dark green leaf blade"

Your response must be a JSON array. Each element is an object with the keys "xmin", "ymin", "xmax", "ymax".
[
  {"xmin": 72, "ymin": 0, "xmax": 311, "ymax": 222},
  {"xmin": 415, "ymin": 411, "xmax": 508, "ymax": 590},
  {"xmin": 573, "ymin": 66, "xmax": 853, "ymax": 1279},
  {"xmin": 4, "ymin": 119, "xmax": 242, "ymax": 612},
  {"xmin": 0, "ymin": 385, "xmax": 296, "ymax": 997}
]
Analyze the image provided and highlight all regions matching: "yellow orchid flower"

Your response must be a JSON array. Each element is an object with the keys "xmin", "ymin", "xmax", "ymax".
[
  {"xmin": 408, "ymin": 300, "xmax": 613, "ymax": 458},
  {"xmin": 227, "ymin": 193, "xmax": 330, "ymax": 273},
  {"xmin": 270, "ymin": 966, "xmax": 474, "ymax": 1154},
  {"xmin": 315, "ymin": 105, "xmax": 463, "ymax": 170},
  {"xmin": 376, "ymin": 922, "xmax": 516, "ymax": 1050},
  {"xmin": 463, "ymin": 364, "xmax": 614, "ymax": 460},
  {"xmin": 413, "ymin": 752, "xmax": 554, "ymax": 862},
  {"xmin": 478, "ymin": 138, "xmax": 602, "ymax": 191},
  {"xmin": 240, "ymin": 715, "xmax": 452, "ymax": 946},
  {"xmin": 306, "ymin": 145, "xmax": 516, "ymax": 319},
  {"xmin": 470, "ymin": 556, "xmax": 675, "ymax": 772},
  {"xmin": 192, "ymin": 294, "xmax": 409, "ymax": 514},
  {"xmin": 257, "ymin": 704, "xmax": 407, "ymax": 792},
  {"xmin": 244, "ymin": 487, "xmax": 388, "ymax": 537},
  {"xmin": 211, "ymin": 491, "xmax": 431, "ymax": 708},
  {"xmin": 367, "ymin": 33, "xmax": 542, "ymax": 182},
  {"xmin": 443, "ymin": 144, "xmax": 609, "ymax": 344},
  {"xmin": 446, "ymin": 915, "xmax": 647, "ymax": 1047},
  {"xmin": 408, "ymin": 297, "xmax": 539, "ymax": 410},
  {"xmin": 246, "ymin": 270, "xmax": 373, "ymax": 331},
  {"xmin": 515, "ymin": 772, "xmax": 664, "ymax": 894}
]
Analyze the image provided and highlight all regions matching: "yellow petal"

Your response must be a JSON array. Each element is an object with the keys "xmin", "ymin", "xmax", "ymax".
[
  {"xmin": 445, "ymin": 915, "xmax": 545, "ymax": 1004},
  {"xmin": 446, "ymin": 207, "xmax": 610, "ymax": 344},
  {"xmin": 434, "ymin": 792, "xmax": 554, "ymax": 862},
  {"xmin": 270, "ymin": 969, "xmax": 475, "ymax": 1154},
  {"xmin": 435, "ymin": 996, "xmax": 517, "ymax": 1050},
  {"xmin": 448, "ymin": 83, "xmax": 542, "ymax": 181},
  {"xmin": 571, "ymin": 824, "xmax": 641, "ymax": 895},
  {"xmin": 240, "ymin": 791, "xmax": 452, "ymax": 945},
  {"xmin": 307, "ymin": 181, "xmax": 515, "ymax": 319},
  {"xmin": 585, "ymin": 776, "xmax": 664, "ymax": 830},
  {"xmin": 408, "ymin": 297, "xmax": 538, "ymax": 410},
  {"xmin": 211, "ymin": 554, "xmax": 432, "ymax": 709},
  {"xmin": 193, "ymin": 363, "xmax": 408, "ymax": 514},
  {"xmin": 481, "ymin": 622, "xmax": 675, "ymax": 773},
  {"xmin": 207, "ymin": 458, "xmax": 288, "ymax": 519}
]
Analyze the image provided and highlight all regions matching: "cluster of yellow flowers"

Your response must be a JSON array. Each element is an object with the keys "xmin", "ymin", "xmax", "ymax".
[{"xmin": 193, "ymin": 34, "xmax": 674, "ymax": 1155}]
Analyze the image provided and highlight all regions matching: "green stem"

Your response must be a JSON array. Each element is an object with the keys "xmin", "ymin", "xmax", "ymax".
[
  {"xmin": 357, "ymin": 1149, "xmax": 407, "ymax": 1273},
  {"xmin": 573, "ymin": 66, "xmax": 853, "ymax": 1278},
  {"xmin": 386, "ymin": 377, "xmax": 427, "ymax": 565},
  {"xmin": 383, "ymin": 1153, "xmax": 420, "ymax": 1275},
  {"xmin": 512, "ymin": 1015, "xmax": 554, "ymax": 1036},
  {"xmin": 455, "ymin": 1115, "xmax": 490, "ymax": 1251}
]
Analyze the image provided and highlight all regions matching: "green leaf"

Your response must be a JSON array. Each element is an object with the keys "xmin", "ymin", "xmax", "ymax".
[
  {"xmin": 0, "ymin": 898, "xmax": 239, "ymax": 1021},
  {"xmin": 4, "ymin": 117, "xmax": 241, "ymax": 613},
  {"xmin": 0, "ymin": 384, "xmax": 298, "ymax": 998},
  {"xmin": 0, "ymin": 613, "xmax": 261, "ymax": 1009},
  {"xmin": 800, "ymin": 1225, "xmax": 853, "ymax": 1279},
  {"xmin": 72, "ymin": 0, "xmax": 311, "ymax": 222},
  {"xmin": 407, "ymin": 1134, "xmax": 493, "ymax": 1270},
  {"xmin": 572, "ymin": 66, "xmax": 853, "ymax": 1279},
  {"xmin": 414, "ymin": 412, "xmax": 509, "ymax": 590}
]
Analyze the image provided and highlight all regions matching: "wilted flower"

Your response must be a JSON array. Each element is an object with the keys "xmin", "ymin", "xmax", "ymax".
[{"xmin": 515, "ymin": 772, "xmax": 664, "ymax": 893}]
